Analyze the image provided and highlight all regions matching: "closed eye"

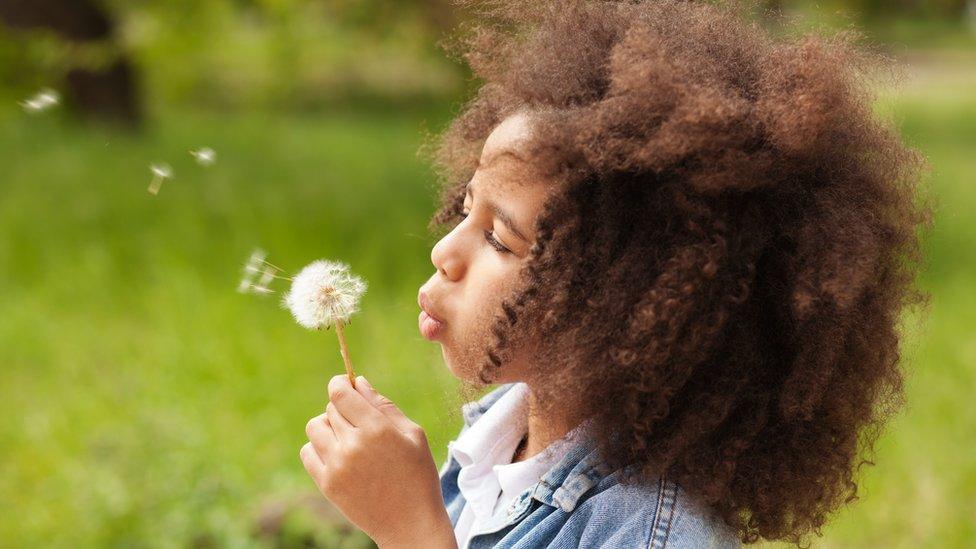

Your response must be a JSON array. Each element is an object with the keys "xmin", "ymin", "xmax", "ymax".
[{"xmin": 459, "ymin": 210, "xmax": 512, "ymax": 254}]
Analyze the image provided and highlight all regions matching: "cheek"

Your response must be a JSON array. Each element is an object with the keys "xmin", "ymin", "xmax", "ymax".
[{"xmin": 443, "ymin": 266, "xmax": 519, "ymax": 380}]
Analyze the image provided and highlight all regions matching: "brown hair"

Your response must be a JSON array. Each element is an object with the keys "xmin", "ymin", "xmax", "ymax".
[{"xmin": 425, "ymin": 1, "xmax": 932, "ymax": 545}]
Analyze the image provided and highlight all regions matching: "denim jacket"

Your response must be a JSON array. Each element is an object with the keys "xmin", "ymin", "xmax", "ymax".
[{"xmin": 438, "ymin": 383, "xmax": 741, "ymax": 548}]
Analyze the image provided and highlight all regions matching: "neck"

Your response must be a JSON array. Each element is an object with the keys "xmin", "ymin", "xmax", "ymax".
[{"xmin": 516, "ymin": 386, "xmax": 571, "ymax": 462}]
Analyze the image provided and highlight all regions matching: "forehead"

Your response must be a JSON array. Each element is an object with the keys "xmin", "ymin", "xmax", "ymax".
[
  {"xmin": 467, "ymin": 113, "xmax": 553, "ymax": 238},
  {"xmin": 473, "ymin": 112, "xmax": 546, "ymax": 194},
  {"xmin": 481, "ymin": 111, "xmax": 533, "ymax": 161},
  {"xmin": 481, "ymin": 111, "xmax": 572, "ymax": 189}
]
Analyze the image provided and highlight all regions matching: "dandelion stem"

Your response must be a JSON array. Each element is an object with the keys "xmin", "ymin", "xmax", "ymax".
[{"xmin": 334, "ymin": 319, "xmax": 356, "ymax": 388}]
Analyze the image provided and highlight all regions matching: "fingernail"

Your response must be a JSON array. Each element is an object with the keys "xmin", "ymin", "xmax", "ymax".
[{"xmin": 357, "ymin": 376, "xmax": 372, "ymax": 390}]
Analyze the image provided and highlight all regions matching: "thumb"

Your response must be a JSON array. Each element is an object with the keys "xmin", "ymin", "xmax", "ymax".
[{"xmin": 355, "ymin": 376, "xmax": 418, "ymax": 434}]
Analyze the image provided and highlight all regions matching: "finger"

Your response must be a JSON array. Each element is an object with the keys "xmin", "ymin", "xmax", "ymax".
[
  {"xmin": 326, "ymin": 401, "xmax": 354, "ymax": 440},
  {"xmin": 354, "ymin": 375, "xmax": 422, "ymax": 435},
  {"xmin": 300, "ymin": 441, "xmax": 326, "ymax": 478},
  {"xmin": 305, "ymin": 412, "xmax": 337, "ymax": 459},
  {"xmin": 327, "ymin": 374, "xmax": 386, "ymax": 428}
]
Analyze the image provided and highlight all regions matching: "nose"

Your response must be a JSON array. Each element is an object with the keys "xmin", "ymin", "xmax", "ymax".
[{"xmin": 430, "ymin": 221, "xmax": 467, "ymax": 282}]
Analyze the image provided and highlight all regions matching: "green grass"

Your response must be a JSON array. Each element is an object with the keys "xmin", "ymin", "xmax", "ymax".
[
  {"xmin": 1, "ymin": 60, "xmax": 974, "ymax": 546},
  {"xmin": 0, "ymin": 104, "xmax": 464, "ymax": 546}
]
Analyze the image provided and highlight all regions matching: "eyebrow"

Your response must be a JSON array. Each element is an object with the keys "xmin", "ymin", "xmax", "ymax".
[
  {"xmin": 476, "ymin": 149, "xmax": 525, "ymax": 170},
  {"xmin": 465, "ymin": 181, "xmax": 530, "ymax": 243}
]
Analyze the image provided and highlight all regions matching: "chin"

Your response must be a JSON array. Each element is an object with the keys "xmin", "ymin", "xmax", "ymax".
[
  {"xmin": 438, "ymin": 321, "xmax": 529, "ymax": 385},
  {"xmin": 441, "ymin": 350, "xmax": 476, "ymax": 383}
]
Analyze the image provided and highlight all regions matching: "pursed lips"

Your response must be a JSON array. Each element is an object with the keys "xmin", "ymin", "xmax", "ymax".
[{"xmin": 418, "ymin": 290, "xmax": 446, "ymax": 323}]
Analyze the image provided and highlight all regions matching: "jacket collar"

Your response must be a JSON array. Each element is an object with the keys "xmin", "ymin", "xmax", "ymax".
[
  {"xmin": 458, "ymin": 383, "xmax": 611, "ymax": 513},
  {"xmin": 528, "ymin": 421, "xmax": 609, "ymax": 512}
]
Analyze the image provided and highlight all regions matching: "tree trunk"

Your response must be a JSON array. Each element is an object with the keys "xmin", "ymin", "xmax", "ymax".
[{"xmin": 0, "ymin": 0, "xmax": 142, "ymax": 127}]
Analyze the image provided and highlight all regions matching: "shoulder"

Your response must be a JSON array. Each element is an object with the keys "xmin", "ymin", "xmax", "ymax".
[{"xmin": 571, "ymin": 474, "xmax": 741, "ymax": 548}]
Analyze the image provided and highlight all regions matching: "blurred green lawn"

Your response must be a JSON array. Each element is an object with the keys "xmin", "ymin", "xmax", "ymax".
[{"xmin": 1, "ymin": 60, "xmax": 974, "ymax": 546}]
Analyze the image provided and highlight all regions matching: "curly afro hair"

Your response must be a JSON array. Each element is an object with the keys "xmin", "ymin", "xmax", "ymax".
[{"xmin": 425, "ymin": 0, "xmax": 932, "ymax": 545}]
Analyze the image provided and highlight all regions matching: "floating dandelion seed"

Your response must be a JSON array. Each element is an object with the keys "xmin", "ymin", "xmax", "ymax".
[
  {"xmin": 238, "ymin": 248, "xmax": 267, "ymax": 294},
  {"xmin": 20, "ymin": 88, "xmax": 60, "ymax": 113},
  {"xmin": 237, "ymin": 278, "xmax": 253, "ymax": 293},
  {"xmin": 244, "ymin": 249, "xmax": 266, "ymax": 274},
  {"xmin": 190, "ymin": 147, "xmax": 216, "ymax": 166},
  {"xmin": 283, "ymin": 260, "xmax": 367, "ymax": 386},
  {"xmin": 147, "ymin": 163, "xmax": 173, "ymax": 195},
  {"xmin": 257, "ymin": 268, "xmax": 275, "ymax": 289},
  {"xmin": 237, "ymin": 248, "xmax": 287, "ymax": 295}
]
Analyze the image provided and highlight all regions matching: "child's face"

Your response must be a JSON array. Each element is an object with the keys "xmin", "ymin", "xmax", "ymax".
[{"xmin": 418, "ymin": 112, "xmax": 553, "ymax": 384}]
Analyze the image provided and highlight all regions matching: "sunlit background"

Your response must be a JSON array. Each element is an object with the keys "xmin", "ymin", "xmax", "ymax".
[{"xmin": 1, "ymin": 1, "xmax": 973, "ymax": 546}]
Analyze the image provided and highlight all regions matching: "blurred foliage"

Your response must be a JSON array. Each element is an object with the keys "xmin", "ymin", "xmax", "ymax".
[
  {"xmin": 773, "ymin": 0, "xmax": 976, "ymax": 48},
  {"xmin": 1, "ymin": 0, "xmax": 972, "ymax": 118},
  {"xmin": 0, "ymin": 0, "xmax": 464, "ymax": 114},
  {"xmin": 825, "ymin": 0, "xmax": 970, "ymax": 20}
]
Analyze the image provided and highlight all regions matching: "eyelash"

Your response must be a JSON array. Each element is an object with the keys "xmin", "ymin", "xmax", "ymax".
[{"xmin": 459, "ymin": 210, "xmax": 512, "ymax": 254}]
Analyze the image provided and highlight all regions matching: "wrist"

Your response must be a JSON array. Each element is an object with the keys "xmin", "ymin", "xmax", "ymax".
[{"xmin": 377, "ymin": 508, "xmax": 456, "ymax": 549}]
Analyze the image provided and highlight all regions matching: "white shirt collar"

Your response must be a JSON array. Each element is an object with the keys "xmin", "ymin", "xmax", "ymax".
[
  {"xmin": 447, "ymin": 383, "xmax": 530, "ymax": 518},
  {"xmin": 493, "ymin": 434, "xmax": 574, "ymax": 497},
  {"xmin": 449, "ymin": 382, "xmax": 531, "ymax": 467},
  {"xmin": 447, "ymin": 382, "xmax": 587, "ymax": 523}
]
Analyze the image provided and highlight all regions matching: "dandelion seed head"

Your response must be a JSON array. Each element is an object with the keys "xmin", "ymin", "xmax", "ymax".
[
  {"xmin": 282, "ymin": 260, "xmax": 367, "ymax": 329},
  {"xmin": 190, "ymin": 147, "xmax": 216, "ymax": 166}
]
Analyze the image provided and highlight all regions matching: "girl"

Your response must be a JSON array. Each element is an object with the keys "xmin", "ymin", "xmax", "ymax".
[{"xmin": 299, "ymin": 1, "xmax": 930, "ymax": 547}]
